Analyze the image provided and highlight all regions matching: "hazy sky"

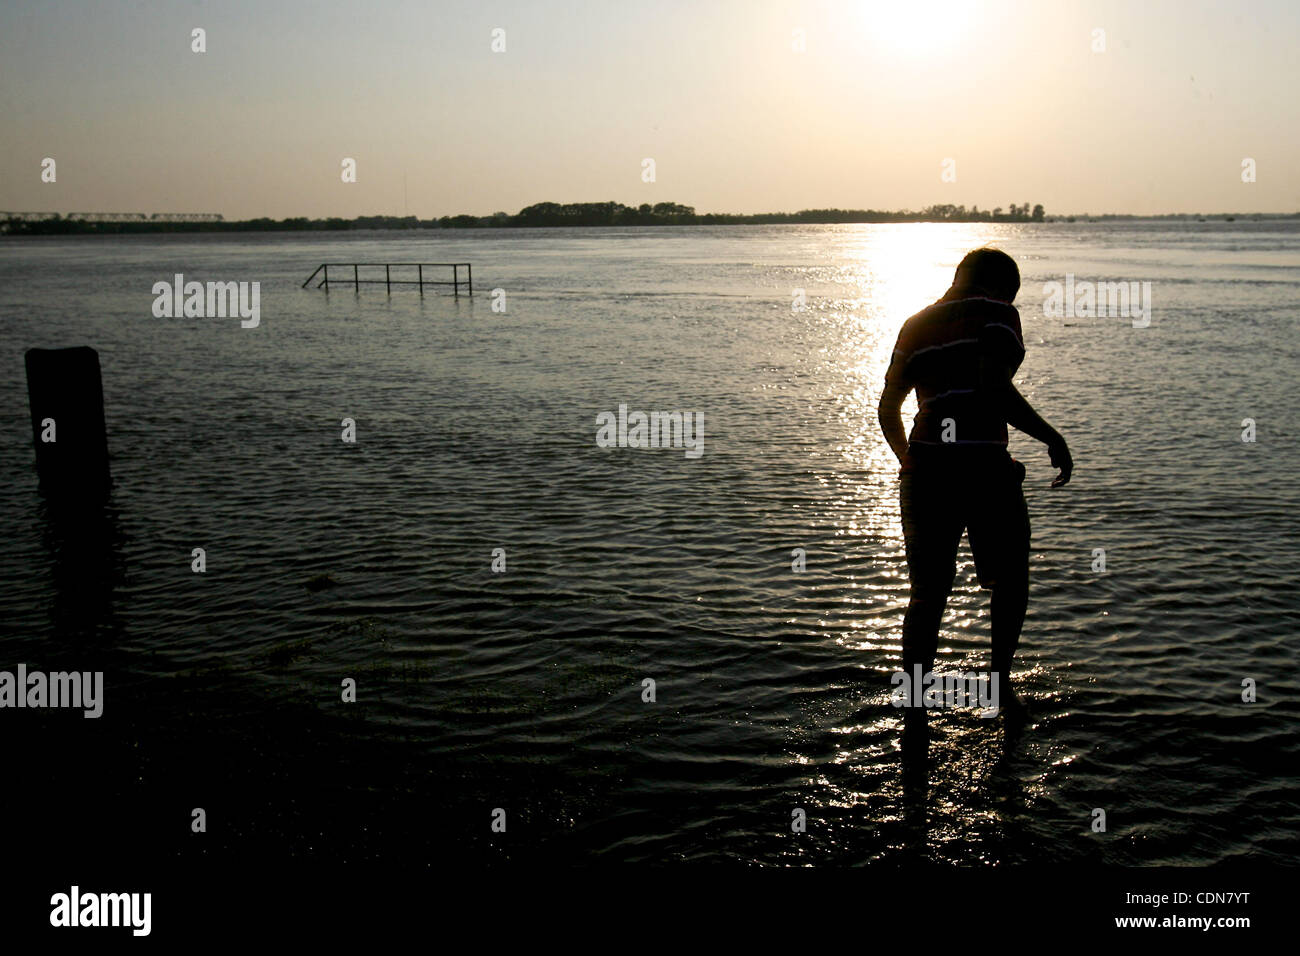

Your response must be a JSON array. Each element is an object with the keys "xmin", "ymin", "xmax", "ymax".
[{"xmin": 1, "ymin": 0, "xmax": 1296, "ymax": 219}]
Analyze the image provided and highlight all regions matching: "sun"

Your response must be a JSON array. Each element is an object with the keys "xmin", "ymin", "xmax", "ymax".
[{"xmin": 854, "ymin": 0, "xmax": 974, "ymax": 58}]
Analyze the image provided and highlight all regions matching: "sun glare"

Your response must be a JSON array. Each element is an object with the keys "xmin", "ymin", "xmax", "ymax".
[{"xmin": 855, "ymin": 0, "xmax": 973, "ymax": 57}]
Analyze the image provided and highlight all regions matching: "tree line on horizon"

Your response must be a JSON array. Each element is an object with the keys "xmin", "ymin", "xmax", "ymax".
[
  {"xmin": 2, "ymin": 202, "xmax": 1286, "ymax": 234},
  {"xmin": 1, "ymin": 200, "xmax": 1041, "ymax": 233}
]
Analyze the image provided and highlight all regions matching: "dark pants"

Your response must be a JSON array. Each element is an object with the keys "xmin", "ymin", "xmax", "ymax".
[{"xmin": 899, "ymin": 447, "xmax": 1030, "ymax": 674}]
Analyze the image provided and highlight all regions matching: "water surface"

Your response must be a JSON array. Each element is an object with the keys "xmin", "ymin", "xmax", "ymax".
[{"xmin": 1, "ymin": 221, "xmax": 1297, "ymax": 865}]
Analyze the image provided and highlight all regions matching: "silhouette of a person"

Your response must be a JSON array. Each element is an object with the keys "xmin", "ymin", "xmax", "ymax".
[{"xmin": 877, "ymin": 248, "xmax": 1072, "ymax": 717}]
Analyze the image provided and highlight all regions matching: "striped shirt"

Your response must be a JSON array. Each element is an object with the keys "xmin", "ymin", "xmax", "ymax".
[{"xmin": 884, "ymin": 293, "xmax": 1025, "ymax": 447}]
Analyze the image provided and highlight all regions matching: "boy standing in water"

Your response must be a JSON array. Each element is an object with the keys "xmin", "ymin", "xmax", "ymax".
[{"xmin": 877, "ymin": 248, "xmax": 1072, "ymax": 716}]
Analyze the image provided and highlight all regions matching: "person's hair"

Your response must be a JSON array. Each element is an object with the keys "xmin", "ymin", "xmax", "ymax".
[{"xmin": 951, "ymin": 247, "xmax": 1020, "ymax": 302}]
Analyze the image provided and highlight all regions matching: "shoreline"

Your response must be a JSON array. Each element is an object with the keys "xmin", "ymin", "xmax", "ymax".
[{"xmin": 3, "ymin": 214, "xmax": 1295, "ymax": 238}]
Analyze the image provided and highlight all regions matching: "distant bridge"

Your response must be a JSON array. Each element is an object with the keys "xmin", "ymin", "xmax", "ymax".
[
  {"xmin": 146, "ymin": 212, "xmax": 224, "ymax": 222},
  {"xmin": 1, "ymin": 211, "xmax": 225, "ymax": 222}
]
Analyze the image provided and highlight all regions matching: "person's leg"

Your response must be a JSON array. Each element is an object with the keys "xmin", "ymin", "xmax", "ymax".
[
  {"xmin": 990, "ymin": 577, "xmax": 1027, "ymax": 677},
  {"xmin": 990, "ymin": 575, "xmax": 1028, "ymax": 716},
  {"xmin": 902, "ymin": 587, "xmax": 950, "ymax": 674},
  {"xmin": 969, "ymin": 454, "xmax": 1031, "ymax": 711},
  {"xmin": 900, "ymin": 467, "xmax": 962, "ymax": 675}
]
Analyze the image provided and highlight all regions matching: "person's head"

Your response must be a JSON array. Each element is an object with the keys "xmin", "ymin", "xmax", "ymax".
[{"xmin": 950, "ymin": 247, "xmax": 1020, "ymax": 303}]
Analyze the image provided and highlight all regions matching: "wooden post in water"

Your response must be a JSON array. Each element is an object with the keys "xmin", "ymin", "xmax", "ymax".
[
  {"xmin": 323, "ymin": 264, "xmax": 329, "ymax": 291},
  {"xmin": 467, "ymin": 263, "xmax": 473, "ymax": 295},
  {"xmin": 25, "ymin": 346, "xmax": 111, "ymax": 501},
  {"xmin": 418, "ymin": 264, "xmax": 423, "ymax": 295},
  {"xmin": 386, "ymin": 264, "xmax": 391, "ymax": 293},
  {"xmin": 453, "ymin": 264, "xmax": 459, "ymax": 296},
  {"xmin": 354, "ymin": 264, "xmax": 359, "ymax": 289}
]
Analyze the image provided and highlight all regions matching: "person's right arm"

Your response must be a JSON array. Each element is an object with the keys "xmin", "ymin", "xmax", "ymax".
[
  {"xmin": 877, "ymin": 377, "xmax": 912, "ymax": 468},
  {"xmin": 978, "ymin": 350, "xmax": 1073, "ymax": 487}
]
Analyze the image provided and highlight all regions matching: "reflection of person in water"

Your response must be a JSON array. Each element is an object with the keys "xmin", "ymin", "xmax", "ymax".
[{"xmin": 877, "ymin": 248, "xmax": 1073, "ymax": 718}]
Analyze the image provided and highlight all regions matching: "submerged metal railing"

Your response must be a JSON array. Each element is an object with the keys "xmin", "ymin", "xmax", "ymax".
[{"xmin": 302, "ymin": 262, "xmax": 472, "ymax": 295}]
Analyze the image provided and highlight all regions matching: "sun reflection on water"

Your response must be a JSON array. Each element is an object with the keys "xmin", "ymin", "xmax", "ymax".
[{"xmin": 784, "ymin": 223, "xmax": 1058, "ymax": 861}]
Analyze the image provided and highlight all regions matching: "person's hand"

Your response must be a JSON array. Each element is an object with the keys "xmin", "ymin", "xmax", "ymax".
[{"xmin": 1048, "ymin": 438, "xmax": 1073, "ymax": 487}]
